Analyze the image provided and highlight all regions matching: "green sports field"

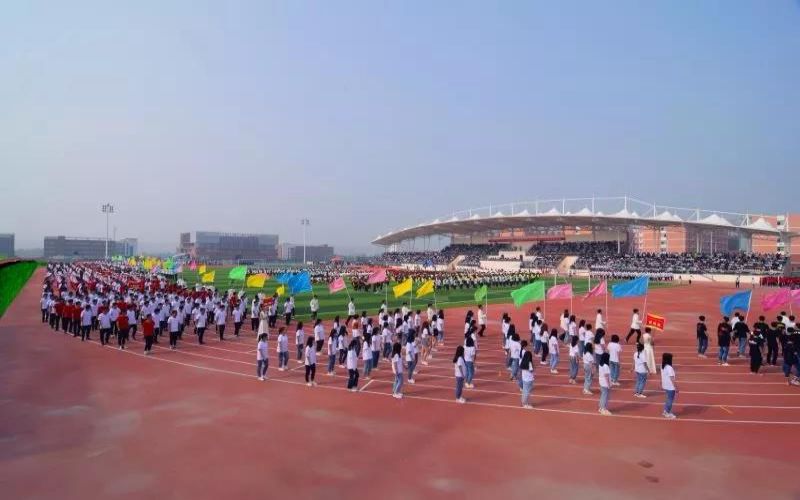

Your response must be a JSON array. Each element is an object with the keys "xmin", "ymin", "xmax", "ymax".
[{"xmin": 179, "ymin": 267, "xmax": 677, "ymax": 321}]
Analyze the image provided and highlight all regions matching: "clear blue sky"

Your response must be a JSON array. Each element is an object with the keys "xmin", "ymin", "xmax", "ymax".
[{"xmin": 1, "ymin": 1, "xmax": 798, "ymax": 254}]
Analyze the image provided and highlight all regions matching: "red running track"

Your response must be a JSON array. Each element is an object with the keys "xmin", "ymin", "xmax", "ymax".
[{"xmin": 1, "ymin": 269, "xmax": 798, "ymax": 499}]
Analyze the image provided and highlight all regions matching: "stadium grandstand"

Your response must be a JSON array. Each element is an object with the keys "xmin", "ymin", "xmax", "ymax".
[{"xmin": 371, "ymin": 196, "xmax": 799, "ymax": 279}]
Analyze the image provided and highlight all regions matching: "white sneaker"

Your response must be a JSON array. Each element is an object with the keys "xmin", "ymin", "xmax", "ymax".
[
  {"xmin": 550, "ymin": 369, "xmax": 558, "ymax": 374},
  {"xmin": 722, "ymin": 362, "xmax": 730, "ymax": 367},
  {"xmin": 258, "ymin": 376, "xmax": 264, "ymax": 381},
  {"xmin": 306, "ymin": 382, "xmax": 312, "ymax": 387},
  {"xmin": 523, "ymin": 404, "xmax": 533, "ymax": 409},
  {"xmin": 582, "ymin": 389, "xmax": 593, "ymax": 395},
  {"xmin": 394, "ymin": 393, "xmax": 404, "ymax": 399},
  {"xmin": 408, "ymin": 379, "xmax": 415, "ymax": 384},
  {"xmin": 422, "ymin": 361, "xmax": 429, "ymax": 366},
  {"xmin": 456, "ymin": 398, "xmax": 466, "ymax": 404},
  {"xmin": 600, "ymin": 409, "xmax": 612, "ymax": 416}
]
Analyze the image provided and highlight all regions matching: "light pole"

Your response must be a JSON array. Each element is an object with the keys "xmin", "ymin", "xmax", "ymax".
[
  {"xmin": 300, "ymin": 218, "xmax": 310, "ymax": 263},
  {"xmin": 102, "ymin": 203, "xmax": 115, "ymax": 260}
]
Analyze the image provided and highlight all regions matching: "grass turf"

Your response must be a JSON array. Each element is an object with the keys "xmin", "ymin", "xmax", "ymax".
[
  {"xmin": 0, "ymin": 261, "xmax": 38, "ymax": 318},
  {"xmin": 179, "ymin": 267, "xmax": 676, "ymax": 322}
]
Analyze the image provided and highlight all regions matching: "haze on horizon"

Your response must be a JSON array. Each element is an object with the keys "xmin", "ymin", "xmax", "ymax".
[{"xmin": 2, "ymin": 1, "xmax": 799, "ymax": 255}]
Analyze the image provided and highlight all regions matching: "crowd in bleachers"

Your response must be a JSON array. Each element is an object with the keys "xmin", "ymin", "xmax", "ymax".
[
  {"xmin": 377, "ymin": 244, "xmax": 510, "ymax": 267},
  {"xmin": 527, "ymin": 241, "xmax": 621, "ymax": 256},
  {"xmin": 575, "ymin": 252, "xmax": 787, "ymax": 276}
]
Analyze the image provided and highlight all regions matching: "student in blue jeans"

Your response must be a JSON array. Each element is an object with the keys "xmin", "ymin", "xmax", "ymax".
[
  {"xmin": 717, "ymin": 318, "xmax": 732, "ymax": 366},
  {"xmin": 696, "ymin": 315, "xmax": 708, "ymax": 357},
  {"xmin": 661, "ymin": 352, "xmax": 677, "ymax": 419}
]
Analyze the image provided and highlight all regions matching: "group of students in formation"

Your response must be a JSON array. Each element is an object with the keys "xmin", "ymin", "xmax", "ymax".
[{"xmin": 696, "ymin": 311, "xmax": 800, "ymax": 386}]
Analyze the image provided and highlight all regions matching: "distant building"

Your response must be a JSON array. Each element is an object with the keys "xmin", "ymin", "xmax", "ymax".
[
  {"xmin": 0, "ymin": 233, "xmax": 14, "ymax": 258},
  {"xmin": 118, "ymin": 238, "xmax": 138, "ymax": 257},
  {"xmin": 44, "ymin": 236, "xmax": 136, "ymax": 260},
  {"xmin": 180, "ymin": 231, "xmax": 279, "ymax": 263},
  {"xmin": 279, "ymin": 243, "xmax": 335, "ymax": 263}
]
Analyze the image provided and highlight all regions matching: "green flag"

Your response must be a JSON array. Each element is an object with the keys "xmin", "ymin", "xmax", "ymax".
[
  {"xmin": 474, "ymin": 284, "xmax": 488, "ymax": 303},
  {"xmin": 510, "ymin": 281, "xmax": 545, "ymax": 308},
  {"xmin": 228, "ymin": 265, "xmax": 247, "ymax": 281}
]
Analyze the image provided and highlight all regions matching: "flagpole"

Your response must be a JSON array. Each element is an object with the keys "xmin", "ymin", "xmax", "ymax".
[
  {"xmin": 744, "ymin": 290, "xmax": 753, "ymax": 323},
  {"xmin": 605, "ymin": 286, "xmax": 609, "ymax": 331}
]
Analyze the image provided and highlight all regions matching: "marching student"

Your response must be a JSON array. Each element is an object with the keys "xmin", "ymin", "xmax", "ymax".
[
  {"xmin": 643, "ymin": 327, "xmax": 657, "ymax": 374},
  {"xmin": 277, "ymin": 327, "xmax": 289, "ymax": 371},
  {"xmin": 127, "ymin": 306, "xmax": 138, "ymax": 341},
  {"xmin": 295, "ymin": 322, "xmax": 305, "ymax": 363},
  {"xmin": 596, "ymin": 309, "xmax": 605, "ymax": 331},
  {"xmin": 532, "ymin": 319, "xmax": 543, "ymax": 355},
  {"xmin": 337, "ymin": 325, "xmax": 348, "ymax": 366},
  {"xmin": 406, "ymin": 332, "xmax": 418, "ymax": 384},
  {"xmin": 98, "ymin": 308, "xmax": 112, "ymax": 346},
  {"xmin": 268, "ymin": 298, "xmax": 278, "ymax": 328},
  {"xmin": 477, "ymin": 304, "xmax": 487, "ymax": 337},
  {"xmin": 519, "ymin": 349, "xmax": 534, "ymax": 409},
  {"xmin": 540, "ymin": 325, "xmax": 550, "ymax": 365},
  {"xmin": 661, "ymin": 352, "xmax": 678, "ymax": 419},
  {"xmin": 326, "ymin": 328, "xmax": 337, "ymax": 376},
  {"xmin": 420, "ymin": 321, "xmax": 432, "ymax": 365},
  {"xmin": 436, "ymin": 309, "xmax": 445, "ymax": 345},
  {"xmin": 233, "ymin": 305, "xmax": 243, "ymax": 337},
  {"xmin": 168, "ymin": 310, "xmax": 181, "ymax": 350},
  {"xmin": 257, "ymin": 305, "xmax": 269, "ymax": 338},
  {"xmin": 453, "ymin": 345, "xmax": 467, "ymax": 404},
  {"xmin": 362, "ymin": 333, "xmax": 374, "ymax": 379},
  {"xmin": 633, "ymin": 343, "xmax": 648, "ymax": 397},
  {"xmin": 607, "ymin": 334, "xmax": 622, "ymax": 386},
  {"xmin": 117, "ymin": 309, "xmax": 129, "ymax": 350},
  {"xmin": 696, "ymin": 315, "xmax": 708, "ymax": 357},
  {"xmin": 625, "ymin": 308, "xmax": 642, "ymax": 343},
  {"xmin": 748, "ymin": 327, "xmax": 765, "ymax": 375},
  {"xmin": 347, "ymin": 298, "xmax": 356, "ymax": 322},
  {"xmin": 548, "ymin": 328, "xmax": 560, "ymax": 374},
  {"xmin": 142, "ymin": 314, "xmax": 155, "ymax": 355},
  {"xmin": 582, "ymin": 343, "xmax": 595, "ymax": 395},
  {"xmin": 370, "ymin": 328, "xmax": 381, "ymax": 371},
  {"xmin": 314, "ymin": 319, "xmax": 325, "ymax": 352},
  {"xmin": 214, "ymin": 305, "xmax": 226, "ymax": 341},
  {"xmin": 717, "ymin": 317, "xmax": 732, "ymax": 366},
  {"xmin": 568, "ymin": 336, "xmax": 580, "ymax": 384},
  {"xmin": 304, "ymin": 337, "xmax": 317, "ymax": 386},
  {"xmin": 194, "ymin": 307, "xmax": 207, "ymax": 344},
  {"xmin": 593, "ymin": 328, "xmax": 606, "ymax": 366},
  {"xmin": 508, "ymin": 332, "xmax": 522, "ymax": 381},
  {"xmin": 283, "ymin": 297, "xmax": 293, "ymax": 325},
  {"xmin": 391, "ymin": 342, "xmax": 404, "ymax": 398},
  {"xmin": 464, "ymin": 335, "xmax": 476, "ymax": 388},
  {"xmin": 382, "ymin": 321, "xmax": 393, "ymax": 359},
  {"xmin": 560, "ymin": 310, "xmax": 569, "ymax": 336},
  {"xmin": 40, "ymin": 293, "xmax": 49, "ymax": 323},
  {"xmin": 346, "ymin": 339, "xmax": 360, "ymax": 392},
  {"xmin": 80, "ymin": 304, "xmax": 92, "ymax": 341},
  {"xmin": 250, "ymin": 296, "xmax": 260, "ymax": 331},
  {"xmin": 765, "ymin": 320, "xmax": 780, "ymax": 366},
  {"xmin": 598, "ymin": 352, "xmax": 612, "ymax": 415},
  {"xmin": 256, "ymin": 333, "xmax": 269, "ymax": 381},
  {"xmin": 310, "ymin": 294, "xmax": 319, "ymax": 321}
]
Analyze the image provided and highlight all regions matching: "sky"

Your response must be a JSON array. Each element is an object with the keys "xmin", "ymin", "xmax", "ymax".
[{"xmin": 1, "ymin": 1, "xmax": 799, "ymax": 254}]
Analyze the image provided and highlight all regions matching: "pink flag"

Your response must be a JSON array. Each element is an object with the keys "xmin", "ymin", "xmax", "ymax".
[
  {"xmin": 583, "ymin": 280, "xmax": 607, "ymax": 300},
  {"xmin": 329, "ymin": 277, "xmax": 347, "ymax": 294},
  {"xmin": 761, "ymin": 288, "xmax": 791, "ymax": 312},
  {"xmin": 367, "ymin": 269, "xmax": 387, "ymax": 284},
  {"xmin": 189, "ymin": 261, "xmax": 197, "ymax": 271},
  {"xmin": 547, "ymin": 283, "xmax": 573, "ymax": 300},
  {"xmin": 792, "ymin": 289, "xmax": 800, "ymax": 305}
]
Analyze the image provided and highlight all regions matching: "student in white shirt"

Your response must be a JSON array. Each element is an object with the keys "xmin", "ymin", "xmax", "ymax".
[
  {"xmin": 256, "ymin": 333, "xmax": 269, "ymax": 381},
  {"xmin": 304, "ymin": 338, "xmax": 317, "ymax": 386},
  {"xmin": 568, "ymin": 336, "xmax": 580, "ymax": 384},
  {"xmin": 477, "ymin": 305, "xmax": 487, "ymax": 337},
  {"xmin": 233, "ymin": 306, "xmax": 243, "ymax": 337},
  {"xmin": 582, "ymin": 343, "xmax": 595, "ymax": 395},
  {"xmin": 464, "ymin": 336, "xmax": 477, "ymax": 388},
  {"xmin": 391, "ymin": 343, "xmax": 404, "ymax": 398},
  {"xmin": 194, "ymin": 307, "xmax": 207, "ymax": 344},
  {"xmin": 347, "ymin": 299, "xmax": 356, "ymax": 320},
  {"xmin": 405, "ymin": 332, "xmax": 418, "ymax": 384},
  {"xmin": 98, "ymin": 310, "xmax": 112, "ymax": 346},
  {"xmin": 250, "ymin": 298, "xmax": 260, "ymax": 331},
  {"xmin": 362, "ymin": 333, "xmax": 374, "ymax": 379},
  {"xmin": 508, "ymin": 333, "xmax": 522, "ymax": 381},
  {"xmin": 346, "ymin": 340, "xmax": 360, "ymax": 392},
  {"xmin": 127, "ymin": 308, "xmax": 138, "ymax": 340},
  {"xmin": 80, "ymin": 304, "xmax": 93, "ymax": 342},
  {"xmin": 295, "ymin": 322, "xmax": 305, "ymax": 363},
  {"xmin": 337, "ymin": 326, "xmax": 348, "ymax": 366},
  {"xmin": 593, "ymin": 329, "xmax": 606, "ymax": 366},
  {"xmin": 633, "ymin": 343, "xmax": 648, "ymax": 398},
  {"xmin": 214, "ymin": 307, "xmax": 226, "ymax": 341},
  {"xmin": 436, "ymin": 310, "xmax": 445, "ymax": 344},
  {"xmin": 310, "ymin": 294, "xmax": 319, "ymax": 321},
  {"xmin": 596, "ymin": 309, "xmax": 605, "ymax": 331},
  {"xmin": 607, "ymin": 335, "xmax": 622, "ymax": 386},
  {"xmin": 325, "ymin": 328, "xmax": 338, "ymax": 375},
  {"xmin": 519, "ymin": 350, "xmax": 535, "ymax": 409},
  {"xmin": 548, "ymin": 330, "xmax": 560, "ymax": 374},
  {"xmin": 370, "ymin": 328, "xmax": 382, "ymax": 371},
  {"xmin": 598, "ymin": 352, "xmax": 612, "ymax": 415},
  {"xmin": 453, "ymin": 345, "xmax": 467, "ymax": 404},
  {"xmin": 626, "ymin": 308, "xmax": 642, "ymax": 343},
  {"xmin": 661, "ymin": 352, "xmax": 678, "ymax": 419},
  {"xmin": 277, "ymin": 327, "xmax": 289, "ymax": 371},
  {"xmin": 313, "ymin": 319, "xmax": 325, "ymax": 352},
  {"xmin": 167, "ymin": 310, "xmax": 181, "ymax": 349}
]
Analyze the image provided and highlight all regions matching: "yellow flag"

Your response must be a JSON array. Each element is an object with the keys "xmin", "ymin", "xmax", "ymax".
[
  {"xmin": 246, "ymin": 273, "xmax": 267, "ymax": 288},
  {"xmin": 416, "ymin": 279, "xmax": 434, "ymax": 298},
  {"xmin": 276, "ymin": 285, "xmax": 285, "ymax": 297},
  {"xmin": 201, "ymin": 271, "xmax": 215, "ymax": 283},
  {"xmin": 198, "ymin": 264, "xmax": 207, "ymax": 275},
  {"xmin": 393, "ymin": 278, "xmax": 413, "ymax": 298}
]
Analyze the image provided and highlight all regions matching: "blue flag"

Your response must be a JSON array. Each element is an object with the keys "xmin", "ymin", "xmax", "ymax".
[
  {"xmin": 611, "ymin": 276, "xmax": 649, "ymax": 298},
  {"xmin": 288, "ymin": 272, "xmax": 313, "ymax": 294},
  {"xmin": 275, "ymin": 273, "xmax": 292, "ymax": 284},
  {"xmin": 720, "ymin": 290, "xmax": 752, "ymax": 316}
]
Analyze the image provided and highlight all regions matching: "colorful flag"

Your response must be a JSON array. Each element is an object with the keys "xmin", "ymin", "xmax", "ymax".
[
  {"xmin": 288, "ymin": 272, "xmax": 313, "ymax": 294},
  {"xmin": 189, "ymin": 261, "xmax": 197, "ymax": 271},
  {"xmin": 176, "ymin": 264, "xmax": 184, "ymax": 274},
  {"xmin": 762, "ymin": 288, "xmax": 791, "ymax": 312},
  {"xmin": 645, "ymin": 313, "xmax": 666, "ymax": 331},
  {"xmin": 275, "ymin": 273, "xmax": 292, "ymax": 284},
  {"xmin": 276, "ymin": 285, "xmax": 285, "ymax": 297},
  {"xmin": 547, "ymin": 283, "xmax": 573, "ymax": 300},
  {"xmin": 583, "ymin": 280, "xmax": 607, "ymax": 300},
  {"xmin": 416, "ymin": 279, "xmax": 435, "ymax": 298},
  {"xmin": 246, "ymin": 273, "xmax": 268, "ymax": 288},
  {"xmin": 198, "ymin": 264, "xmax": 207, "ymax": 275},
  {"xmin": 792, "ymin": 289, "xmax": 800, "ymax": 305},
  {"xmin": 201, "ymin": 271, "xmax": 215, "ymax": 283},
  {"xmin": 329, "ymin": 277, "xmax": 347, "ymax": 294},
  {"xmin": 720, "ymin": 290, "xmax": 752, "ymax": 316},
  {"xmin": 611, "ymin": 276, "xmax": 649, "ymax": 298},
  {"xmin": 367, "ymin": 269, "xmax": 387, "ymax": 284},
  {"xmin": 474, "ymin": 284, "xmax": 488, "ymax": 303},
  {"xmin": 393, "ymin": 278, "xmax": 413, "ymax": 298},
  {"xmin": 228, "ymin": 265, "xmax": 247, "ymax": 281},
  {"xmin": 510, "ymin": 281, "xmax": 545, "ymax": 308}
]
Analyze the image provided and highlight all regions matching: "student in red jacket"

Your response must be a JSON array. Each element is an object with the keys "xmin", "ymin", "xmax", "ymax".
[
  {"xmin": 117, "ymin": 313, "xmax": 129, "ymax": 350},
  {"xmin": 142, "ymin": 316, "xmax": 155, "ymax": 355}
]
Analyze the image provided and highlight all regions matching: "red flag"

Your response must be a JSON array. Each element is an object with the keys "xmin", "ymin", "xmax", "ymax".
[
  {"xmin": 583, "ymin": 280, "xmax": 607, "ymax": 300},
  {"xmin": 328, "ymin": 277, "xmax": 347, "ymax": 294},
  {"xmin": 367, "ymin": 269, "xmax": 387, "ymax": 284},
  {"xmin": 645, "ymin": 313, "xmax": 666, "ymax": 331}
]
